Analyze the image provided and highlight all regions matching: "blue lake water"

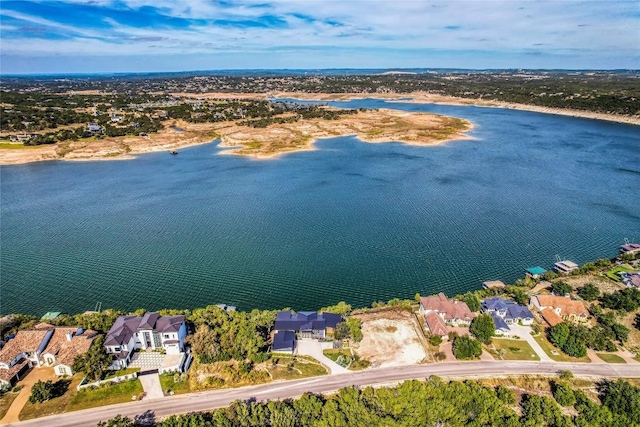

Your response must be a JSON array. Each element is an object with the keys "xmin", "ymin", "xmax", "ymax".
[{"xmin": 1, "ymin": 100, "xmax": 639, "ymax": 315}]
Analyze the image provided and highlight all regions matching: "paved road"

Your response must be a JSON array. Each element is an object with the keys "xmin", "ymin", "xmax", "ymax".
[{"xmin": 7, "ymin": 361, "xmax": 640, "ymax": 427}]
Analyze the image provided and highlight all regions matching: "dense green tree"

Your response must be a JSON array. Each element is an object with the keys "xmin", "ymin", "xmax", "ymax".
[
  {"xmin": 496, "ymin": 386, "xmax": 516, "ymax": 404},
  {"xmin": 552, "ymin": 381, "xmax": 576, "ymax": 407},
  {"xmin": 345, "ymin": 318, "xmax": 363, "ymax": 342},
  {"xmin": 577, "ymin": 283, "xmax": 600, "ymax": 301},
  {"xmin": 459, "ymin": 292, "xmax": 481, "ymax": 312},
  {"xmin": 319, "ymin": 301, "xmax": 352, "ymax": 316},
  {"xmin": 29, "ymin": 380, "xmax": 54, "ymax": 403},
  {"xmin": 452, "ymin": 335, "xmax": 482, "ymax": 360},
  {"xmin": 97, "ymin": 415, "xmax": 135, "ymax": 427},
  {"xmin": 600, "ymin": 288, "xmax": 640, "ymax": 312},
  {"xmin": 599, "ymin": 379, "xmax": 640, "ymax": 424},
  {"xmin": 549, "ymin": 322, "xmax": 571, "ymax": 348},
  {"xmin": 470, "ymin": 313, "xmax": 495, "ymax": 344},
  {"xmin": 551, "ymin": 281, "xmax": 572, "ymax": 296},
  {"xmin": 72, "ymin": 336, "xmax": 111, "ymax": 381}
]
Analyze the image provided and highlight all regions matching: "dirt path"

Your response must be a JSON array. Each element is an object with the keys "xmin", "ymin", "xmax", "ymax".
[{"xmin": 0, "ymin": 367, "xmax": 55, "ymax": 425}]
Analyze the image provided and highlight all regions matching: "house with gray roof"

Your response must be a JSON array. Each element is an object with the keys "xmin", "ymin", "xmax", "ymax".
[
  {"xmin": 481, "ymin": 298, "xmax": 534, "ymax": 326},
  {"xmin": 104, "ymin": 313, "xmax": 187, "ymax": 369},
  {"xmin": 272, "ymin": 311, "xmax": 343, "ymax": 353}
]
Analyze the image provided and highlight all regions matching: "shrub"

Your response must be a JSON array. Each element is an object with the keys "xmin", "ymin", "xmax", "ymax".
[
  {"xmin": 452, "ymin": 335, "xmax": 482, "ymax": 360},
  {"xmin": 552, "ymin": 381, "xmax": 576, "ymax": 406},
  {"xmin": 496, "ymin": 386, "xmax": 516, "ymax": 404},
  {"xmin": 429, "ymin": 335, "xmax": 443, "ymax": 346},
  {"xmin": 29, "ymin": 380, "xmax": 54, "ymax": 403}
]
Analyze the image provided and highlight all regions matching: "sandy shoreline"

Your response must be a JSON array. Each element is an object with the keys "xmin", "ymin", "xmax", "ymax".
[{"xmin": 2, "ymin": 90, "xmax": 636, "ymax": 165}]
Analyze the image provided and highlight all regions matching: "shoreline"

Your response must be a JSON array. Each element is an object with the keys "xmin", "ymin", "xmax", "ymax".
[
  {"xmin": 2, "ymin": 91, "xmax": 637, "ymax": 165},
  {"xmin": 0, "ymin": 109, "xmax": 472, "ymax": 164}
]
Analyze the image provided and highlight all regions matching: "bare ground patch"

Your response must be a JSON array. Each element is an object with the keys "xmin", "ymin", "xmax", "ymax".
[{"xmin": 352, "ymin": 310, "xmax": 428, "ymax": 368}]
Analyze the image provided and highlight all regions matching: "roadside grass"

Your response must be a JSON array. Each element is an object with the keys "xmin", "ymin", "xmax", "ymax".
[
  {"xmin": 323, "ymin": 349, "xmax": 371, "ymax": 371},
  {"xmin": 66, "ymin": 379, "xmax": 143, "ymax": 412},
  {"xmin": 488, "ymin": 338, "xmax": 540, "ymax": 361},
  {"xmin": 534, "ymin": 335, "xmax": 591, "ymax": 363},
  {"xmin": 19, "ymin": 376, "xmax": 82, "ymax": 421},
  {"xmin": 266, "ymin": 355, "xmax": 327, "ymax": 381},
  {"xmin": 0, "ymin": 391, "xmax": 20, "ymax": 419},
  {"xmin": 596, "ymin": 353, "xmax": 626, "ymax": 364},
  {"xmin": 159, "ymin": 373, "xmax": 191, "ymax": 395}
]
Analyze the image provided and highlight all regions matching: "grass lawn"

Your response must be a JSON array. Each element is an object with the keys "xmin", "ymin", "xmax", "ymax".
[
  {"xmin": 596, "ymin": 353, "xmax": 626, "ymax": 364},
  {"xmin": 489, "ymin": 338, "xmax": 540, "ymax": 361},
  {"xmin": 0, "ymin": 391, "xmax": 20, "ymax": 419},
  {"xmin": 605, "ymin": 265, "xmax": 634, "ymax": 282},
  {"xmin": 19, "ymin": 376, "xmax": 83, "ymax": 421},
  {"xmin": 103, "ymin": 367, "xmax": 140, "ymax": 380},
  {"xmin": 159, "ymin": 373, "xmax": 191, "ymax": 395},
  {"xmin": 534, "ymin": 335, "xmax": 591, "ymax": 363},
  {"xmin": 66, "ymin": 379, "xmax": 143, "ymax": 412},
  {"xmin": 267, "ymin": 355, "xmax": 327, "ymax": 381},
  {"xmin": 0, "ymin": 143, "xmax": 43, "ymax": 149}
]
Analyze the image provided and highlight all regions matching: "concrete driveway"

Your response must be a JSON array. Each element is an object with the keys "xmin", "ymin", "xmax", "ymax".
[
  {"xmin": 508, "ymin": 324, "xmax": 552, "ymax": 362},
  {"xmin": 295, "ymin": 340, "xmax": 350, "ymax": 375},
  {"xmin": 137, "ymin": 372, "xmax": 164, "ymax": 400}
]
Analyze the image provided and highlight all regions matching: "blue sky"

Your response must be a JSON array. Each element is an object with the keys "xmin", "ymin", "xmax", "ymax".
[{"xmin": 1, "ymin": 0, "xmax": 638, "ymax": 74}]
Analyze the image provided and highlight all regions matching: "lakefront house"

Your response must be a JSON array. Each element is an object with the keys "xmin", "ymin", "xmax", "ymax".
[
  {"xmin": 419, "ymin": 293, "xmax": 475, "ymax": 326},
  {"xmin": 530, "ymin": 295, "xmax": 589, "ymax": 325},
  {"xmin": 272, "ymin": 311, "xmax": 343, "ymax": 353},
  {"xmin": 104, "ymin": 313, "xmax": 187, "ymax": 369}
]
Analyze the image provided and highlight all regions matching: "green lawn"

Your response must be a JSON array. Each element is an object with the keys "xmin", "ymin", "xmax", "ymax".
[
  {"xmin": 19, "ymin": 376, "xmax": 82, "ymax": 421},
  {"xmin": 489, "ymin": 338, "xmax": 540, "ymax": 361},
  {"xmin": 534, "ymin": 335, "xmax": 591, "ymax": 363},
  {"xmin": 267, "ymin": 356, "xmax": 327, "ymax": 381},
  {"xmin": 66, "ymin": 379, "xmax": 143, "ymax": 412},
  {"xmin": 0, "ymin": 143, "xmax": 43, "ymax": 149},
  {"xmin": 0, "ymin": 391, "xmax": 20, "ymax": 419},
  {"xmin": 596, "ymin": 353, "xmax": 626, "ymax": 364},
  {"xmin": 605, "ymin": 265, "xmax": 634, "ymax": 282},
  {"xmin": 103, "ymin": 367, "xmax": 140, "ymax": 380},
  {"xmin": 159, "ymin": 373, "xmax": 191, "ymax": 395}
]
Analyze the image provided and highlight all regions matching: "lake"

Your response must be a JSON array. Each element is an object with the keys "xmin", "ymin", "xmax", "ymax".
[{"xmin": 1, "ymin": 100, "xmax": 639, "ymax": 315}]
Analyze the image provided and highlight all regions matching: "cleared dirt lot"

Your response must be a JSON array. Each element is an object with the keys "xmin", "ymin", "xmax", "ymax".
[{"xmin": 352, "ymin": 310, "xmax": 428, "ymax": 368}]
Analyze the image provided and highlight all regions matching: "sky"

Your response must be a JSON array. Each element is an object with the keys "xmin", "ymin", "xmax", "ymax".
[{"xmin": 1, "ymin": 0, "xmax": 638, "ymax": 74}]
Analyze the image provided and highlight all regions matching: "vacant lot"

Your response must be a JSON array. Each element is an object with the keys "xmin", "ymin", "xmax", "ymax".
[{"xmin": 353, "ymin": 310, "xmax": 428, "ymax": 368}]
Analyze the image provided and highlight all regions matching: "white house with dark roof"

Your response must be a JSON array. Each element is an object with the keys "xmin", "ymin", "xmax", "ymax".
[{"xmin": 104, "ymin": 313, "xmax": 187, "ymax": 369}]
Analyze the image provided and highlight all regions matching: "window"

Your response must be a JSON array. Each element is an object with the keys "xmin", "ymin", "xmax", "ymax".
[
  {"xmin": 59, "ymin": 366, "xmax": 67, "ymax": 374},
  {"xmin": 164, "ymin": 334, "xmax": 170, "ymax": 339},
  {"xmin": 113, "ymin": 346, "xmax": 120, "ymax": 352}
]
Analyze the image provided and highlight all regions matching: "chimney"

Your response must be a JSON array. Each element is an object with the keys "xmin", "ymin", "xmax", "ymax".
[{"xmin": 66, "ymin": 332, "xmax": 73, "ymax": 341}]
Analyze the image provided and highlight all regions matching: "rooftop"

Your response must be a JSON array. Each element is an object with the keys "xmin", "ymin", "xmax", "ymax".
[
  {"xmin": 420, "ymin": 293, "xmax": 475, "ymax": 322},
  {"xmin": 424, "ymin": 312, "xmax": 448, "ymax": 337},
  {"xmin": 526, "ymin": 266, "xmax": 547, "ymax": 275},
  {"xmin": 540, "ymin": 307, "xmax": 563, "ymax": 327},
  {"xmin": 534, "ymin": 295, "xmax": 588, "ymax": 316},
  {"xmin": 0, "ymin": 328, "xmax": 53, "ymax": 365}
]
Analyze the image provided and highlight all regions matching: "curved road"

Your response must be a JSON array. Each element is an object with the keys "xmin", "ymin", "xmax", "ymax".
[{"xmin": 8, "ymin": 361, "xmax": 640, "ymax": 427}]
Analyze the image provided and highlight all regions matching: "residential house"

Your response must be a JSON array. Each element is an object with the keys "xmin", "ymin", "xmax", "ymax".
[
  {"xmin": 273, "ymin": 311, "xmax": 343, "ymax": 339},
  {"xmin": 0, "ymin": 324, "xmax": 54, "ymax": 387},
  {"xmin": 104, "ymin": 313, "xmax": 187, "ymax": 369},
  {"xmin": 481, "ymin": 298, "xmax": 534, "ymax": 325},
  {"xmin": 87, "ymin": 122, "xmax": 103, "ymax": 134},
  {"xmin": 530, "ymin": 295, "xmax": 588, "ymax": 324},
  {"xmin": 554, "ymin": 260, "xmax": 579, "ymax": 275},
  {"xmin": 525, "ymin": 266, "xmax": 547, "ymax": 280},
  {"xmin": 491, "ymin": 313, "xmax": 512, "ymax": 336},
  {"xmin": 621, "ymin": 272, "xmax": 640, "ymax": 289},
  {"xmin": 424, "ymin": 312, "xmax": 448, "ymax": 339},
  {"xmin": 40, "ymin": 327, "xmax": 99, "ymax": 377},
  {"xmin": 272, "ymin": 311, "xmax": 343, "ymax": 353},
  {"xmin": 419, "ymin": 293, "xmax": 475, "ymax": 326}
]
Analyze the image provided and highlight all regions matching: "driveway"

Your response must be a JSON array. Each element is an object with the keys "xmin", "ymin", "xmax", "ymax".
[
  {"xmin": 0, "ymin": 367, "xmax": 55, "ymax": 425},
  {"xmin": 295, "ymin": 340, "xmax": 350, "ymax": 375},
  {"xmin": 128, "ymin": 352, "xmax": 165, "ymax": 372},
  {"xmin": 137, "ymin": 372, "xmax": 164, "ymax": 400},
  {"xmin": 508, "ymin": 324, "xmax": 552, "ymax": 362}
]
